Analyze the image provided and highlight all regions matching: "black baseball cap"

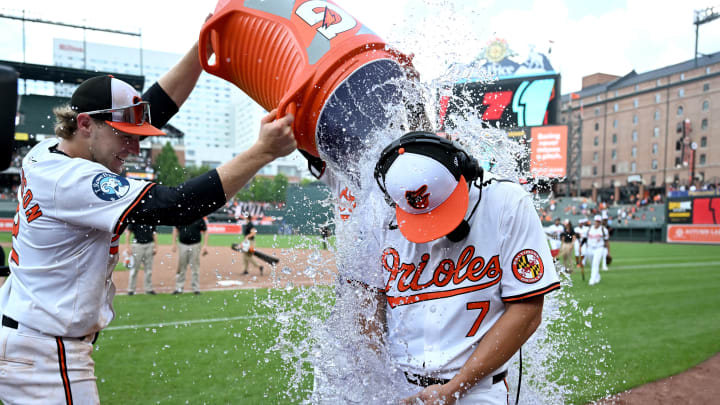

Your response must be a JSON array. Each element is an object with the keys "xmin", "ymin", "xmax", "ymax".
[{"xmin": 71, "ymin": 75, "xmax": 164, "ymax": 136}]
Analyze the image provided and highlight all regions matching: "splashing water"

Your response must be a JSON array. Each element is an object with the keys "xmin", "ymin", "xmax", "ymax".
[{"xmin": 261, "ymin": 2, "xmax": 613, "ymax": 404}]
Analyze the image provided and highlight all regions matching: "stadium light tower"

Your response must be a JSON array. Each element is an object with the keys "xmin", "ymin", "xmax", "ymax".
[{"xmin": 694, "ymin": 5, "xmax": 720, "ymax": 66}]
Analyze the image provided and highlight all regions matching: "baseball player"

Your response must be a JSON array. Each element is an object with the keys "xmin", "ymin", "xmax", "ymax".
[
  {"xmin": 124, "ymin": 223, "xmax": 158, "ymax": 295},
  {"xmin": 341, "ymin": 132, "xmax": 561, "ymax": 404},
  {"xmin": 544, "ymin": 217, "xmax": 563, "ymax": 257},
  {"xmin": 586, "ymin": 215, "xmax": 609, "ymax": 286},
  {"xmin": 0, "ymin": 58, "xmax": 296, "ymax": 402},
  {"xmin": 601, "ymin": 214, "xmax": 612, "ymax": 271},
  {"xmin": 573, "ymin": 218, "xmax": 590, "ymax": 280}
]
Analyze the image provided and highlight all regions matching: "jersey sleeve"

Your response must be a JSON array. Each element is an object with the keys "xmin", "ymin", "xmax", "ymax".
[
  {"xmin": 499, "ymin": 192, "xmax": 560, "ymax": 302},
  {"xmin": 54, "ymin": 162, "xmax": 151, "ymax": 234}
]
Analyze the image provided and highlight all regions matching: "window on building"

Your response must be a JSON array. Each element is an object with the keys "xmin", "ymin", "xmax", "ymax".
[
  {"xmin": 595, "ymin": 108, "xmax": 600, "ymax": 116},
  {"xmin": 678, "ymin": 88, "xmax": 685, "ymax": 97},
  {"xmin": 612, "ymin": 149, "xmax": 617, "ymax": 160},
  {"xmin": 700, "ymin": 154, "xmax": 706, "ymax": 165},
  {"xmin": 677, "ymin": 105, "xmax": 684, "ymax": 115},
  {"xmin": 632, "ymin": 130, "xmax": 638, "ymax": 142},
  {"xmin": 594, "ymin": 136, "xmax": 599, "ymax": 146},
  {"xmin": 613, "ymin": 119, "xmax": 618, "ymax": 128},
  {"xmin": 631, "ymin": 146, "xmax": 637, "ymax": 157},
  {"xmin": 680, "ymin": 73, "xmax": 685, "ymax": 80},
  {"xmin": 593, "ymin": 166, "xmax": 598, "ymax": 176},
  {"xmin": 652, "ymin": 159, "xmax": 658, "ymax": 170},
  {"xmin": 633, "ymin": 98, "xmax": 639, "ymax": 108},
  {"xmin": 703, "ymin": 100, "xmax": 710, "ymax": 111},
  {"xmin": 611, "ymin": 164, "xmax": 616, "ymax": 173},
  {"xmin": 653, "ymin": 143, "xmax": 658, "ymax": 154},
  {"xmin": 613, "ymin": 103, "xmax": 618, "ymax": 112},
  {"xmin": 595, "ymin": 122, "xmax": 599, "ymax": 131},
  {"xmin": 654, "ymin": 110, "xmax": 660, "ymax": 120},
  {"xmin": 675, "ymin": 157, "xmax": 682, "ymax": 166},
  {"xmin": 633, "ymin": 115, "xmax": 638, "ymax": 125},
  {"xmin": 631, "ymin": 162, "xmax": 636, "ymax": 172},
  {"xmin": 593, "ymin": 151, "xmax": 598, "ymax": 161},
  {"xmin": 656, "ymin": 79, "xmax": 662, "ymax": 86},
  {"xmin": 654, "ymin": 127, "xmax": 660, "ymax": 137},
  {"xmin": 702, "ymin": 119, "xmax": 708, "ymax": 130},
  {"xmin": 707, "ymin": 67, "xmax": 712, "ymax": 74},
  {"xmin": 634, "ymin": 85, "xmax": 639, "ymax": 91},
  {"xmin": 614, "ymin": 91, "xmax": 618, "ymax": 97},
  {"xmin": 612, "ymin": 134, "xmax": 617, "ymax": 144},
  {"xmin": 655, "ymin": 94, "xmax": 661, "ymax": 103},
  {"xmin": 701, "ymin": 136, "xmax": 707, "ymax": 147},
  {"xmin": 704, "ymin": 83, "xmax": 710, "ymax": 92}
]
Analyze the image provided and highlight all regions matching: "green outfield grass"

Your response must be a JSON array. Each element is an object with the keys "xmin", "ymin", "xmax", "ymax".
[{"xmin": 3, "ymin": 237, "xmax": 720, "ymax": 403}]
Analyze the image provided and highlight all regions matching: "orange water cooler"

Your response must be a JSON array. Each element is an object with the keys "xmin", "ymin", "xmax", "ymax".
[{"xmin": 199, "ymin": 0, "xmax": 416, "ymax": 165}]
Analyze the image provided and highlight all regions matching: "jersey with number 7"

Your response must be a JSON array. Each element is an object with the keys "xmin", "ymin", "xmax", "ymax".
[{"xmin": 367, "ymin": 181, "xmax": 561, "ymax": 378}]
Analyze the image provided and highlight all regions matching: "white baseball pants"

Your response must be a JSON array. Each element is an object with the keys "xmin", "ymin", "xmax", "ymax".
[{"xmin": 0, "ymin": 320, "xmax": 99, "ymax": 404}]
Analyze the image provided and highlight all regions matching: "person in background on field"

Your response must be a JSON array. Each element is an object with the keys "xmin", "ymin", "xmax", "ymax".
[
  {"xmin": 124, "ymin": 223, "xmax": 158, "ymax": 295},
  {"xmin": 558, "ymin": 220, "xmax": 576, "ymax": 273},
  {"xmin": 544, "ymin": 217, "xmax": 563, "ymax": 257},
  {"xmin": 241, "ymin": 216, "xmax": 263, "ymax": 275},
  {"xmin": 601, "ymin": 214, "xmax": 613, "ymax": 271},
  {"xmin": 586, "ymin": 215, "xmax": 609, "ymax": 286},
  {"xmin": 172, "ymin": 217, "xmax": 209, "ymax": 294},
  {"xmin": 573, "ymin": 218, "xmax": 590, "ymax": 281}
]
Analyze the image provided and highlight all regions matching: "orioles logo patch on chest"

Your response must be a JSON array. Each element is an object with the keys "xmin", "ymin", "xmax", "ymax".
[
  {"xmin": 512, "ymin": 249, "xmax": 544, "ymax": 283},
  {"xmin": 405, "ymin": 185, "xmax": 430, "ymax": 209}
]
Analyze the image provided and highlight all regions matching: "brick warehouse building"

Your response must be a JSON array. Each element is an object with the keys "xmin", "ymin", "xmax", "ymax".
[{"xmin": 559, "ymin": 51, "xmax": 720, "ymax": 201}]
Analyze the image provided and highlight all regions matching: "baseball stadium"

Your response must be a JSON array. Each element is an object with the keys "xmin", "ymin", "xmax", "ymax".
[{"xmin": 1, "ymin": 1, "xmax": 720, "ymax": 404}]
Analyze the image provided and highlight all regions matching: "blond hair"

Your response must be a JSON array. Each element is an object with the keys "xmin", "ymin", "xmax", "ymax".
[
  {"xmin": 53, "ymin": 104, "xmax": 78, "ymax": 139},
  {"xmin": 53, "ymin": 104, "xmax": 106, "ymax": 139}
]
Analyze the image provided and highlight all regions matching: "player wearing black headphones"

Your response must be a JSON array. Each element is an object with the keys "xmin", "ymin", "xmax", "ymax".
[{"xmin": 345, "ymin": 131, "xmax": 561, "ymax": 404}]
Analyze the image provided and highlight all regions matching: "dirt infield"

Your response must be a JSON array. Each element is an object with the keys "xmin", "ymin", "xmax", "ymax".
[
  {"xmin": 112, "ymin": 245, "xmax": 337, "ymax": 293},
  {"xmin": 1, "ymin": 242, "xmax": 717, "ymax": 403}
]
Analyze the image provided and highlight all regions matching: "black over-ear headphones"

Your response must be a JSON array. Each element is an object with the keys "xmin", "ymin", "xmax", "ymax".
[{"xmin": 373, "ymin": 131, "xmax": 483, "ymax": 242}]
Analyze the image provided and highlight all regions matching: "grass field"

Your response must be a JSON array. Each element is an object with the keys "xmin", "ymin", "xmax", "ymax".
[{"xmin": 2, "ymin": 237, "xmax": 720, "ymax": 403}]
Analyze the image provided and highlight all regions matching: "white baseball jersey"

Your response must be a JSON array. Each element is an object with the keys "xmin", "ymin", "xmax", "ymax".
[
  {"xmin": 345, "ymin": 180, "xmax": 560, "ymax": 379},
  {"xmin": 545, "ymin": 223, "xmax": 563, "ymax": 250},
  {"xmin": 573, "ymin": 224, "xmax": 590, "ymax": 255},
  {"xmin": 586, "ymin": 225, "xmax": 608, "ymax": 251},
  {"xmin": 0, "ymin": 138, "xmax": 152, "ymax": 337}
]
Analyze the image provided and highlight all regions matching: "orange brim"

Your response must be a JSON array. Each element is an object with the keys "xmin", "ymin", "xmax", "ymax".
[
  {"xmin": 396, "ymin": 175, "xmax": 469, "ymax": 244},
  {"xmin": 106, "ymin": 121, "xmax": 165, "ymax": 136}
]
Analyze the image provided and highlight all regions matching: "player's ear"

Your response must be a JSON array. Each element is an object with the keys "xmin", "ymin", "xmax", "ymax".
[{"xmin": 75, "ymin": 113, "xmax": 96, "ymax": 136}]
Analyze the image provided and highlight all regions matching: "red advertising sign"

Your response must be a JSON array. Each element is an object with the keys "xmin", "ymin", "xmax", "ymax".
[
  {"xmin": 530, "ymin": 125, "xmax": 567, "ymax": 178},
  {"xmin": 666, "ymin": 224, "xmax": 720, "ymax": 244},
  {"xmin": 0, "ymin": 218, "xmax": 12, "ymax": 232}
]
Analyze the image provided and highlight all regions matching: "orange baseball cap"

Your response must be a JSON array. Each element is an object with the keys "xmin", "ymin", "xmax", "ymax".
[
  {"xmin": 71, "ymin": 75, "xmax": 164, "ymax": 137},
  {"xmin": 383, "ymin": 152, "xmax": 470, "ymax": 243}
]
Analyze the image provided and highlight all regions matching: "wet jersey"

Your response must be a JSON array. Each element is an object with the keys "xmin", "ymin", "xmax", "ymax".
[
  {"xmin": 0, "ymin": 138, "xmax": 153, "ymax": 337},
  {"xmin": 362, "ymin": 181, "xmax": 561, "ymax": 378}
]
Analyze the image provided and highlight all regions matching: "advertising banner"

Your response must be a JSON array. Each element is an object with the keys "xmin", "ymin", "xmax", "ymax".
[
  {"xmin": 530, "ymin": 125, "xmax": 567, "ymax": 178},
  {"xmin": 666, "ymin": 224, "xmax": 720, "ymax": 244}
]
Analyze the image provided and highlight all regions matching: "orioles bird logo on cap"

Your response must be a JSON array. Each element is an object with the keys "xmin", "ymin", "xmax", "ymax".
[{"xmin": 405, "ymin": 185, "xmax": 430, "ymax": 210}]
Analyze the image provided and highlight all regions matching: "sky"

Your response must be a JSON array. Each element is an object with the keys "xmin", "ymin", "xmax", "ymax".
[{"xmin": 2, "ymin": 0, "xmax": 720, "ymax": 94}]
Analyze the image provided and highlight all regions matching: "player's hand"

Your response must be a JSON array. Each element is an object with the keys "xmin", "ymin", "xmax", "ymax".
[
  {"xmin": 254, "ymin": 109, "xmax": 296, "ymax": 160},
  {"xmin": 152, "ymin": 248, "xmax": 158, "ymax": 255},
  {"xmin": 172, "ymin": 245, "xmax": 177, "ymax": 253},
  {"xmin": 202, "ymin": 248, "xmax": 209, "ymax": 256},
  {"xmin": 401, "ymin": 384, "xmax": 457, "ymax": 405}
]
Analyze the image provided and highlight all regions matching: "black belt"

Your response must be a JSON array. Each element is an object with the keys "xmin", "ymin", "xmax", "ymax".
[
  {"xmin": 2, "ymin": 315, "xmax": 98, "ymax": 343},
  {"xmin": 405, "ymin": 369, "xmax": 507, "ymax": 387}
]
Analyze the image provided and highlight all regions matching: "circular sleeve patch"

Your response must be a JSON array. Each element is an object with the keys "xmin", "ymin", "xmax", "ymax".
[
  {"xmin": 92, "ymin": 173, "xmax": 131, "ymax": 201},
  {"xmin": 511, "ymin": 249, "xmax": 544, "ymax": 283}
]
